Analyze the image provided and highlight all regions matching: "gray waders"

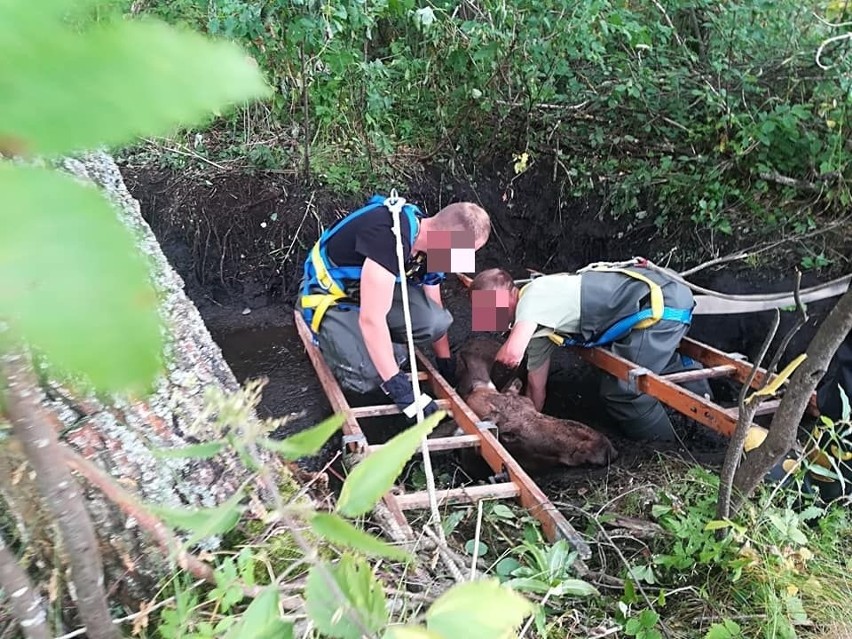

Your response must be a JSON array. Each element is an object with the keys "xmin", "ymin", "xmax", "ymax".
[
  {"xmin": 579, "ymin": 269, "xmax": 713, "ymax": 441},
  {"xmin": 296, "ymin": 282, "xmax": 452, "ymax": 394}
]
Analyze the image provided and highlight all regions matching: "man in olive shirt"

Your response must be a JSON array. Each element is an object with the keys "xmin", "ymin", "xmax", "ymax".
[{"xmin": 470, "ymin": 265, "xmax": 712, "ymax": 441}]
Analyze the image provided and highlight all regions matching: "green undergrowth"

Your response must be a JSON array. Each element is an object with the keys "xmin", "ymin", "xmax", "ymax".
[
  {"xmin": 122, "ymin": 0, "xmax": 851, "ymax": 258},
  {"xmin": 439, "ymin": 459, "xmax": 852, "ymax": 639}
]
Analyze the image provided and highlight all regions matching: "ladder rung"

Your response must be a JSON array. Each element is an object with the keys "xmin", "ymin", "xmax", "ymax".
[
  {"xmin": 663, "ymin": 365, "xmax": 737, "ymax": 384},
  {"xmin": 395, "ymin": 482, "xmax": 520, "ymax": 510},
  {"xmin": 351, "ymin": 398, "xmax": 452, "ymax": 419},
  {"xmin": 725, "ymin": 398, "xmax": 782, "ymax": 419},
  {"xmin": 368, "ymin": 434, "xmax": 480, "ymax": 454}
]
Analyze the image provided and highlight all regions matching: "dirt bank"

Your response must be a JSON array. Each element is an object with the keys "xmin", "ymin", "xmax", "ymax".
[{"xmin": 119, "ymin": 157, "xmax": 848, "ymax": 480}]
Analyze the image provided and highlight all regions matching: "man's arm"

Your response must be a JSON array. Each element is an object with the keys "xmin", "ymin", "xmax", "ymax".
[
  {"xmin": 358, "ymin": 258, "xmax": 400, "ymax": 381},
  {"xmin": 490, "ymin": 320, "xmax": 538, "ymax": 391},
  {"xmin": 495, "ymin": 320, "xmax": 538, "ymax": 367},
  {"xmin": 526, "ymin": 357, "xmax": 550, "ymax": 411},
  {"xmin": 423, "ymin": 284, "xmax": 451, "ymax": 359}
]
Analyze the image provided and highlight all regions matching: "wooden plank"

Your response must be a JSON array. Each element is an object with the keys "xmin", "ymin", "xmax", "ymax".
[
  {"xmin": 662, "ymin": 365, "xmax": 736, "ymax": 384},
  {"xmin": 368, "ymin": 435, "xmax": 481, "ymax": 454},
  {"xmin": 570, "ymin": 345, "xmax": 741, "ymax": 437},
  {"xmin": 351, "ymin": 399, "xmax": 452, "ymax": 419},
  {"xmin": 294, "ymin": 311, "xmax": 367, "ymax": 451},
  {"xmin": 415, "ymin": 349, "xmax": 593, "ymax": 559},
  {"xmin": 395, "ymin": 482, "xmax": 520, "ymax": 510}
]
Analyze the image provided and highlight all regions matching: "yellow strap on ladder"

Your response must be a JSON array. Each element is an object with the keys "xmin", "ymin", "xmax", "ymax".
[{"xmin": 745, "ymin": 353, "xmax": 807, "ymax": 403}]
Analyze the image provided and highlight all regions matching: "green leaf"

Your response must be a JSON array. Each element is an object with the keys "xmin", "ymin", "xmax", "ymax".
[
  {"xmin": 704, "ymin": 519, "xmax": 732, "ymax": 531},
  {"xmin": 840, "ymin": 386, "xmax": 850, "ymax": 422},
  {"xmin": 495, "ymin": 557, "xmax": 522, "ymax": 577},
  {"xmin": 223, "ymin": 586, "xmax": 293, "ymax": 639},
  {"xmin": 0, "ymin": 6, "xmax": 270, "ymax": 155},
  {"xmin": 151, "ymin": 441, "xmax": 227, "ymax": 460},
  {"xmin": 383, "ymin": 626, "xmax": 444, "ymax": 639},
  {"xmin": 440, "ymin": 508, "xmax": 467, "ymax": 537},
  {"xmin": 310, "ymin": 513, "xmax": 411, "ymax": 562},
  {"xmin": 0, "ymin": 165, "xmax": 162, "ymax": 393},
  {"xmin": 490, "ymin": 503, "xmax": 516, "ymax": 519},
  {"xmin": 704, "ymin": 619, "xmax": 742, "ymax": 639},
  {"xmin": 305, "ymin": 554, "xmax": 388, "ymax": 639},
  {"xmin": 337, "ymin": 411, "xmax": 443, "ymax": 517},
  {"xmin": 625, "ymin": 617, "xmax": 642, "ymax": 634},
  {"xmin": 465, "ymin": 539, "xmax": 489, "ymax": 557},
  {"xmin": 651, "ymin": 504, "xmax": 672, "ymax": 518},
  {"xmin": 259, "ymin": 413, "xmax": 345, "ymax": 460},
  {"xmin": 150, "ymin": 490, "xmax": 243, "ymax": 548},
  {"xmin": 638, "ymin": 609, "xmax": 660, "ymax": 627},
  {"xmin": 805, "ymin": 463, "xmax": 840, "ymax": 480},
  {"xmin": 550, "ymin": 578, "xmax": 599, "ymax": 598},
  {"xmin": 425, "ymin": 578, "xmax": 533, "ymax": 639}
]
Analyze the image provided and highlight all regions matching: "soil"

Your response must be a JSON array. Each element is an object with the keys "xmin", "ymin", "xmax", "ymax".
[{"xmin": 119, "ymin": 154, "xmax": 848, "ymax": 488}]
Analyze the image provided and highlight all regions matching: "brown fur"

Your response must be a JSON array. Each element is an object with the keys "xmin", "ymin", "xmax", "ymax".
[{"xmin": 456, "ymin": 337, "xmax": 618, "ymax": 473}]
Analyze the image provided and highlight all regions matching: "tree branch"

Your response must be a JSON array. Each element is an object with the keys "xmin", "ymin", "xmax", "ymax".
[
  {"xmin": 58, "ymin": 445, "xmax": 303, "ymax": 609},
  {"xmin": 716, "ymin": 309, "xmax": 780, "ymax": 521},
  {"xmin": 1, "ymin": 351, "xmax": 117, "ymax": 639},
  {"xmin": 0, "ymin": 531, "xmax": 49, "ymax": 639},
  {"xmin": 733, "ymin": 288, "xmax": 852, "ymax": 505}
]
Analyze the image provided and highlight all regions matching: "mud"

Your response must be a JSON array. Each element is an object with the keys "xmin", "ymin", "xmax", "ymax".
[{"xmin": 119, "ymin": 157, "xmax": 849, "ymax": 485}]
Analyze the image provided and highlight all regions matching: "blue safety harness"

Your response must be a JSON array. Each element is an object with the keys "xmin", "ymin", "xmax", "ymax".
[
  {"xmin": 524, "ymin": 263, "xmax": 694, "ymax": 349},
  {"xmin": 556, "ymin": 306, "xmax": 694, "ymax": 348},
  {"xmin": 299, "ymin": 194, "xmax": 445, "ymax": 336}
]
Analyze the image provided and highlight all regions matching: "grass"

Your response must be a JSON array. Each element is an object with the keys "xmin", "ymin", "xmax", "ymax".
[{"xmin": 418, "ymin": 452, "xmax": 852, "ymax": 639}]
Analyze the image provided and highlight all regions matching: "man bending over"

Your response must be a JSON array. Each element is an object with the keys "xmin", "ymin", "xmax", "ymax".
[
  {"xmin": 298, "ymin": 194, "xmax": 491, "ymax": 420},
  {"xmin": 469, "ymin": 263, "xmax": 712, "ymax": 441}
]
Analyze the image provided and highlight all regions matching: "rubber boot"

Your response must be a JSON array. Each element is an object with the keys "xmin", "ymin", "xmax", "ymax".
[{"xmin": 614, "ymin": 405, "xmax": 677, "ymax": 442}]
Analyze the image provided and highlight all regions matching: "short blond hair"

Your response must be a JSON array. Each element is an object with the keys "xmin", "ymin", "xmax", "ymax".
[
  {"xmin": 431, "ymin": 202, "xmax": 491, "ymax": 245},
  {"xmin": 470, "ymin": 267, "xmax": 514, "ymax": 292}
]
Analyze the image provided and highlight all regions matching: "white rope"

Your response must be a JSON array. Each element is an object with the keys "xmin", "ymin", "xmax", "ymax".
[{"xmin": 385, "ymin": 190, "xmax": 445, "ymax": 542}]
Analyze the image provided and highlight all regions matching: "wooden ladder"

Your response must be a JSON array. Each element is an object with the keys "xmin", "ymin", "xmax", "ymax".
[{"xmin": 294, "ymin": 310, "xmax": 593, "ymax": 560}]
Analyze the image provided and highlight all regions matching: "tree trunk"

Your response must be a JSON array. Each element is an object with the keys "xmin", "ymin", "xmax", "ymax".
[
  {"xmin": 0, "ymin": 152, "xmax": 293, "ymax": 616},
  {"xmin": 732, "ymin": 288, "xmax": 852, "ymax": 507}
]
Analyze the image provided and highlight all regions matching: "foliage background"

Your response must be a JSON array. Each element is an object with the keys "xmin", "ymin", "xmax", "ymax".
[{"xmin": 130, "ymin": 0, "xmax": 851, "ymax": 250}]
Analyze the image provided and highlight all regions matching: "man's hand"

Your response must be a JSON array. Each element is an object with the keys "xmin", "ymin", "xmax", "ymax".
[
  {"xmin": 381, "ymin": 371, "xmax": 440, "ymax": 422},
  {"xmin": 436, "ymin": 355, "xmax": 456, "ymax": 386}
]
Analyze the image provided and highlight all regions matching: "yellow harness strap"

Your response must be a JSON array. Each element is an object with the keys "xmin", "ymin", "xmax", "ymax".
[
  {"xmin": 520, "ymin": 267, "xmax": 664, "ymax": 346},
  {"xmin": 300, "ymin": 242, "xmax": 349, "ymax": 333}
]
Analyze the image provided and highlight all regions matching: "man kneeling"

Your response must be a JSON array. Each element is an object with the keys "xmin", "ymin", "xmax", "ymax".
[
  {"xmin": 297, "ymin": 194, "xmax": 491, "ymax": 420},
  {"xmin": 469, "ymin": 262, "xmax": 713, "ymax": 441}
]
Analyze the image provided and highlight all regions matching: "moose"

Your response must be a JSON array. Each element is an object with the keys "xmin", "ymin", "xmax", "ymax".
[{"xmin": 453, "ymin": 336, "xmax": 618, "ymax": 473}]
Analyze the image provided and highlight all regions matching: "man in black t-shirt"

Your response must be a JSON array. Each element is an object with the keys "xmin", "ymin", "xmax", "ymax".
[{"xmin": 297, "ymin": 196, "xmax": 491, "ymax": 420}]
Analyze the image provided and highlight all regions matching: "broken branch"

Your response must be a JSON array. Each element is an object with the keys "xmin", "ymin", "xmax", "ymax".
[
  {"xmin": 0, "ymin": 530, "xmax": 49, "ymax": 639},
  {"xmin": 2, "ymin": 351, "xmax": 118, "ymax": 639}
]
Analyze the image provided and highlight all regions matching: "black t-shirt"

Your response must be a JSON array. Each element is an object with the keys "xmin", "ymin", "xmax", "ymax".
[{"xmin": 326, "ymin": 204, "xmax": 414, "ymax": 276}]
